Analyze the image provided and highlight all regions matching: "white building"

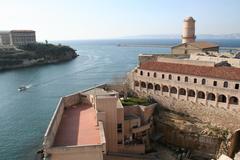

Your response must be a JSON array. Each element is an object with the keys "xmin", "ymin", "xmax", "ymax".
[{"xmin": 0, "ymin": 30, "xmax": 36, "ymax": 46}]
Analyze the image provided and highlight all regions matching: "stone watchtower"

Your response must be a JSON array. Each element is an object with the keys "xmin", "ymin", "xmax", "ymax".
[{"xmin": 182, "ymin": 16, "xmax": 196, "ymax": 43}]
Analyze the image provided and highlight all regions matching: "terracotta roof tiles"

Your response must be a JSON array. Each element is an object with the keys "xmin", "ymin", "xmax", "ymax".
[{"xmin": 139, "ymin": 61, "xmax": 240, "ymax": 81}]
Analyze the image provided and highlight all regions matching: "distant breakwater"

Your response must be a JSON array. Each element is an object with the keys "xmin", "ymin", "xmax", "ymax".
[{"xmin": 117, "ymin": 44, "xmax": 173, "ymax": 48}]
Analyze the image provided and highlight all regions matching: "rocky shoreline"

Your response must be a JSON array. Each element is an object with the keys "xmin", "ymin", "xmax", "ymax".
[{"xmin": 0, "ymin": 43, "xmax": 78, "ymax": 71}]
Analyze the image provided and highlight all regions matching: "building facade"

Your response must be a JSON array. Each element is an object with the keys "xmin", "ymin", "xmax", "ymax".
[
  {"xmin": 172, "ymin": 16, "xmax": 219, "ymax": 55},
  {"xmin": 0, "ymin": 30, "xmax": 36, "ymax": 46},
  {"xmin": 171, "ymin": 41, "xmax": 219, "ymax": 55},
  {"xmin": 43, "ymin": 86, "xmax": 155, "ymax": 160},
  {"xmin": 10, "ymin": 30, "xmax": 36, "ymax": 46},
  {"xmin": 129, "ymin": 56, "xmax": 240, "ymax": 112},
  {"xmin": 0, "ymin": 31, "xmax": 12, "ymax": 45}
]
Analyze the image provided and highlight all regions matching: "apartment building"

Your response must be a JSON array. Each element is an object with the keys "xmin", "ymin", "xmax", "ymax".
[{"xmin": 0, "ymin": 30, "xmax": 36, "ymax": 46}]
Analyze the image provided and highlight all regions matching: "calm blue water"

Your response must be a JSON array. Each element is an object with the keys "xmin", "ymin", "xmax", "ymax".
[{"xmin": 0, "ymin": 39, "xmax": 239, "ymax": 160}]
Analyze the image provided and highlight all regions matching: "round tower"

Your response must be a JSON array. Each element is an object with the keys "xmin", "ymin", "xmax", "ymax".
[{"xmin": 182, "ymin": 16, "xmax": 196, "ymax": 43}]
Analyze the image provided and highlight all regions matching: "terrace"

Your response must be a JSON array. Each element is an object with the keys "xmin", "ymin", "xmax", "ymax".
[
  {"xmin": 43, "ymin": 89, "xmax": 106, "ymax": 159},
  {"xmin": 54, "ymin": 104, "xmax": 100, "ymax": 146}
]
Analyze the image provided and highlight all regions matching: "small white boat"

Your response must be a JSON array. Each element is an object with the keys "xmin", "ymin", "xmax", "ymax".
[{"xmin": 18, "ymin": 86, "xmax": 27, "ymax": 92}]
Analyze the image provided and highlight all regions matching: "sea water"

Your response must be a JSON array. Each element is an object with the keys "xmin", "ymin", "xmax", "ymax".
[{"xmin": 0, "ymin": 39, "xmax": 239, "ymax": 160}]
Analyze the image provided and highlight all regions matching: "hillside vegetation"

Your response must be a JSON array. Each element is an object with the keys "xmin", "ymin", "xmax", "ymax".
[{"xmin": 0, "ymin": 43, "xmax": 78, "ymax": 70}]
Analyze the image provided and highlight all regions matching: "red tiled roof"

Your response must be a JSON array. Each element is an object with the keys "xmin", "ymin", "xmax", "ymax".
[{"xmin": 139, "ymin": 61, "xmax": 240, "ymax": 81}]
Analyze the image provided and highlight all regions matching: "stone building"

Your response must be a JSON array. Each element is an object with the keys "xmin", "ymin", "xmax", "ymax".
[
  {"xmin": 190, "ymin": 52, "xmax": 240, "ymax": 68},
  {"xmin": 0, "ymin": 30, "xmax": 36, "ymax": 46},
  {"xmin": 10, "ymin": 30, "xmax": 36, "ymax": 46},
  {"xmin": 129, "ymin": 55, "xmax": 240, "ymax": 112},
  {"xmin": 43, "ymin": 86, "xmax": 155, "ymax": 160},
  {"xmin": 0, "ymin": 31, "xmax": 11, "ymax": 45},
  {"xmin": 171, "ymin": 41, "xmax": 219, "ymax": 55},
  {"xmin": 171, "ymin": 16, "xmax": 219, "ymax": 55},
  {"xmin": 182, "ymin": 16, "xmax": 196, "ymax": 43}
]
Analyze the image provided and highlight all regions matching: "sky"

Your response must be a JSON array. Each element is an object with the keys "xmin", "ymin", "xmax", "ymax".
[{"xmin": 1, "ymin": 0, "xmax": 240, "ymax": 40}]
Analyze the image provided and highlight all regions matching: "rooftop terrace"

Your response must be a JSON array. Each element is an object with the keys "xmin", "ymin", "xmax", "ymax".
[{"xmin": 54, "ymin": 104, "xmax": 100, "ymax": 146}]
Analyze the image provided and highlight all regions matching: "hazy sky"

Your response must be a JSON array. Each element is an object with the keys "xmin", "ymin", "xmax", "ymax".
[{"xmin": 1, "ymin": 0, "xmax": 240, "ymax": 40}]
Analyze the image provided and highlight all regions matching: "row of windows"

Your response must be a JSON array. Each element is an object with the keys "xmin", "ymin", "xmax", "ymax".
[
  {"xmin": 134, "ymin": 81, "xmax": 239, "ymax": 105},
  {"xmin": 13, "ymin": 38, "xmax": 35, "ymax": 42},
  {"xmin": 139, "ymin": 70, "xmax": 240, "ymax": 89}
]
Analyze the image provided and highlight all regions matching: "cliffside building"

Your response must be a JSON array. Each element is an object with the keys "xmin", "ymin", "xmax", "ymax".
[
  {"xmin": 0, "ymin": 30, "xmax": 36, "ymax": 46},
  {"xmin": 129, "ymin": 55, "xmax": 240, "ymax": 112}
]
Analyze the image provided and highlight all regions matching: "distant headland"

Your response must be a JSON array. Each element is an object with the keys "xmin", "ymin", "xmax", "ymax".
[
  {"xmin": 0, "ymin": 43, "xmax": 78, "ymax": 71},
  {"xmin": 0, "ymin": 30, "xmax": 78, "ymax": 71}
]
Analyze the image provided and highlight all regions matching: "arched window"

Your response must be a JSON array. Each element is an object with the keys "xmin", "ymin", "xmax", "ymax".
[
  {"xmin": 229, "ymin": 96, "xmax": 238, "ymax": 105},
  {"xmin": 202, "ymin": 79, "xmax": 206, "ymax": 85},
  {"xmin": 218, "ymin": 94, "xmax": 227, "ymax": 103},
  {"xmin": 235, "ymin": 84, "xmax": 239, "ymax": 89},
  {"xmin": 177, "ymin": 76, "xmax": 180, "ymax": 81},
  {"xmin": 162, "ymin": 74, "xmax": 165, "ymax": 79},
  {"xmin": 197, "ymin": 91, "xmax": 205, "ymax": 99},
  {"xmin": 207, "ymin": 93, "xmax": 215, "ymax": 101},
  {"xmin": 179, "ymin": 88, "xmax": 186, "ymax": 95},
  {"xmin": 140, "ymin": 71, "xmax": 143, "ymax": 76},
  {"xmin": 194, "ymin": 78, "xmax": 197, "ymax": 83},
  {"xmin": 223, "ymin": 81, "xmax": 228, "ymax": 88},
  {"xmin": 169, "ymin": 74, "xmax": 172, "ymax": 80},
  {"xmin": 134, "ymin": 81, "xmax": 139, "ymax": 87},
  {"xmin": 147, "ymin": 72, "xmax": 150, "ymax": 77},
  {"xmin": 170, "ymin": 87, "xmax": 177, "ymax": 94},
  {"xmin": 213, "ymin": 81, "xmax": 217, "ymax": 86},
  {"xmin": 154, "ymin": 72, "xmax": 157, "ymax": 78},
  {"xmin": 162, "ymin": 85, "xmax": 169, "ymax": 92},
  {"xmin": 188, "ymin": 89, "xmax": 195, "ymax": 97},
  {"xmin": 141, "ymin": 82, "xmax": 146, "ymax": 88},
  {"xmin": 155, "ymin": 84, "xmax": 160, "ymax": 91},
  {"xmin": 185, "ymin": 77, "xmax": 188, "ymax": 82},
  {"xmin": 147, "ymin": 83, "xmax": 153, "ymax": 89}
]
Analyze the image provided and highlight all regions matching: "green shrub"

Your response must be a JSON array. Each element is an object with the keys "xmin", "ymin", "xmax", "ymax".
[
  {"xmin": 121, "ymin": 97, "xmax": 152, "ymax": 106},
  {"xmin": 18, "ymin": 43, "xmax": 76, "ymax": 58}
]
